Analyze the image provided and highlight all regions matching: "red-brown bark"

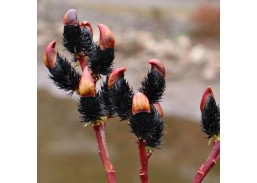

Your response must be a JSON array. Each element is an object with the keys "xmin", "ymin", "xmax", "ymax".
[
  {"xmin": 137, "ymin": 140, "xmax": 151, "ymax": 183},
  {"xmin": 93, "ymin": 123, "xmax": 117, "ymax": 183},
  {"xmin": 192, "ymin": 140, "xmax": 220, "ymax": 183}
]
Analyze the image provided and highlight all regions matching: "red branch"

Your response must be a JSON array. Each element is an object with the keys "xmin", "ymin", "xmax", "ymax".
[
  {"xmin": 192, "ymin": 140, "xmax": 220, "ymax": 183},
  {"xmin": 93, "ymin": 123, "xmax": 117, "ymax": 183},
  {"xmin": 78, "ymin": 54, "xmax": 88, "ymax": 71},
  {"xmin": 137, "ymin": 140, "xmax": 151, "ymax": 183}
]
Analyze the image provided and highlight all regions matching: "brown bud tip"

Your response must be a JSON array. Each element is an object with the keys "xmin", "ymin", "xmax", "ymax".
[
  {"xmin": 97, "ymin": 24, "xmax": 115, "ymax": 50},
  {"xmin": 148, "ymin": 59, "xmax": 165, "ymax": 78},
  {"xmin": 153, "ymin": 103, "xmax": 163, "ymax": 117},
  {"xmin": 200, "ymin": 86, "xmax": 214, "ymax": 112},
  {"xmin": 108, "ymin": 67, "xmax": 126, "ymax": 89},
  {"xmin": 80, "ymin": 21, "xmax": 93, "ymax": 37},
  {"xmin": 79, "ymin": 66, "xmax": 96, "ymax": 97},
  {"xmin": 132, "ymin": 92, "xmax": 151, "ymax": 115},
  {"xmin": 44, "ymin": 40, "xmax": 57, "ymax": 69},
  {"xmin": 63, "ymin": 9, "xmax": 78, "ymax": 26}
]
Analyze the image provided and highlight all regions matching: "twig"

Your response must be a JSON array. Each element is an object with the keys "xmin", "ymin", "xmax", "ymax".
[
  {"xmin": 77, "ymin": 52, "xmax": 88, "ymax": 71},
  {"xmin": 137, "ymin": 140, "xmax": 151, "ymax": 183},
  {"xmin": 93, "ymin": 123, "xmax": 117, "ymax": 183},
  {"xmin": 192, "ymin": 140, "xmax": 220, "ymax": 183}
]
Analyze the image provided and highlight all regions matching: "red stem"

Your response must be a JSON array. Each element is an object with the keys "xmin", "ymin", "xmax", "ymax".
[
  {"xmin": 137, "ymin": 140, "xmax": 151, "ymax": 183},
  {"xmin": 79, "ymin": 56, "xmax": 88, "ymax": 71},
  {"xmin": 192, "ymin": 140, "xmax": 220, "ymax": 183},
  {"xmin": 93, "ymin": 123, "xmax": 117, "ymax": 183}
]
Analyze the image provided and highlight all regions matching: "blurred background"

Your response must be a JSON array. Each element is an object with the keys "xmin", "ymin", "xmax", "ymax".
[{"xmin": 38, "ymin": 0, "xmax": 220, "ymax": 182}]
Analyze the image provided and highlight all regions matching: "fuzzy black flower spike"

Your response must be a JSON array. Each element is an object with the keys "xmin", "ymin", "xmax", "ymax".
[
  {"xmin": 62, "ymin": 9, "xmax": 96, "ymax": 76},
  {"xmin": 44, "ymin": 40, "xmax": 81, "ymax": 94},
  {"xmin": 192, "ymin": 86, "xmax": 220, "ymax": 183},
  {"xmin": 78, "ymin": 21, "xmax": 95, "ymax": 61},
  {"xmin": 76, "ymin": 66, "xmax": 116, "ymax": 182},
  {"xmin": 98, "ymin": 77, "xmax": 116, "ymax": 118},
  {"xmin": 130, "ymin": 92, "xmax": 165, "ymax": 148},
  {"xmin": 129, "ymin": 92, "xmax": 165, "ymax": 183},
  {"xmin": 77, "ymin": 66, "xmax": 107, "ymax": 124},
  {"xmin": 108, "ymin": 68, "xmax": 134, "ymax": 120},
  {"xmin": 62, "ymin": 9, "xmax": 94, "ymax": 56},
  {"xmin": 139, "ymin": 59, "xmax": 166, "ymax": 104},
  {"xmin": 88, "ymin": 24, "xmax": 115, "ymax": 75},
  {"xmin": 200, "ymin": 86, "xmax": 220, "ymax": 140},
  {"xmin": 62, "ymin": 9, "xmax": 82, "ymax": 54}
]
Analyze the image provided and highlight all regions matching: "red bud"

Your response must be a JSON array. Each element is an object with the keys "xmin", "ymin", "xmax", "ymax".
[
  {"xmin": 153, "ymin": 103, "xmax": 163, "ymax": 117},
  {"xmin": 200, "ymin": 86, "xmax": 214, "ymax": 112},
  {"xmin": 108, "ymin": 68, "xmax": 126, "ymax": 89},
  {"xmin": 132, "ymin": 92, "xmax": 151, "ymax": 115},
  {"xmin": 148, "ymin": 59, "xmax": 165, "ymax": 78},
  {"xmin": 79, "ymin": 66, "xmax": 96, "ymax": 97},
  {"xmin": 44, "ymin": 40, "xmax": 57, "ymax": 69},
  {"xmin": 63, "ymin": 9, "xmax": 79, "ymax": 26},
  {"xmin": 80, "ymin": 21, "xmax": 93, "ymax": 37},
  {"xmin": 97, "ymin": 24, "xmax": 115, "ymax": 50}
]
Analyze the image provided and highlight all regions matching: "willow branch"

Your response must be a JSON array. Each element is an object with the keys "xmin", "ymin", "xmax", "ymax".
[
  {"xmin": 192, "ymin": 140, "xmax": 220, "ymax": 183},
  {"xmin": 93, "ymin": 123, "xmax": 117, "ymax": 183},
  {"xmin": 137, "ymin": 140, "xmax": 151, "ymax": 183}
]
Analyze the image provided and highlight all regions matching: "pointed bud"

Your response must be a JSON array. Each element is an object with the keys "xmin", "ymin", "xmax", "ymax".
[
  {"xmin": 200, "ymin": 86, "xmax": 214, "ymax": 112},
  {"xmin": 63, "ymin": 9, "xmax": 79, "ymax": 26},
  {"xmin": 148, "ymin": 59, "xmax": 165, "ymax": 78},
  {"xmin": 79, "ymin": 66, "xmax": 96, "ymax": 97},
  {"xmin": 108, "ymin": 67, "xmax": 126, "ymax": 89},
  {"xmin": 44, "ymin": 40, "xmax": 57, "ymax": 69},
  {"xmin": 153, "ymin": 103, "xmax": 163, "ymax": 117},
  {"xmin": 200, "ymin": 87, "xmax": 220, "ymax": 139},
  {"xmin": 97, "ymin": 24, "xmax": 115, "ymax": 50},
  {"xmin": 132, "ymin": 92, "xmax": 151, "ymax": 115},
  {"xmin": 80, "ymin": 21, "xmax": 93, "ymax": 37}
]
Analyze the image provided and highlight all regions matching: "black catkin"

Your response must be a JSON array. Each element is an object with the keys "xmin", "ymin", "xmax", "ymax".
[
  {"xmin": 78, "ymin": 92, "xmax": 107, "ymax": 123},
  {"xmin": 139, "ymin": 69, "xmax": 166, "ymax": 104},
  {"xmin": 88, "ymin": 46, "xmax": 115, "ymax": 75},
  {"xmin": 62, "ymin": 24, "xmax": 82, "ymax": 54},
  {"xmin": 109, "ymin": 76, "xmax": 134, "ymax": 120},
  {"xmin": 80, "ymin": 27, "xmax": 96, "ymax": 57},
  {"xmin": 63, "ymin": 25, "xmax": 95, "ymax": 56},
  {"xmin": 48, "ymin": 53, "xmax": 81, "ymax": 94},
  {"xmin": 130, "ymin": 105, "xmax": 165, "ymax": 148},
  {"xmin": 98, "ymin": 77, "xmax": 116, "ymax": 117},
  {"xmin": 201, "ymin": 96, "xmax": 220, "ymax": 138}
]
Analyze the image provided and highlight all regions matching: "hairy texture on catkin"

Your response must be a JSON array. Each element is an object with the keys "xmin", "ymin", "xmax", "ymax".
[
  {"xmin": 130, "ymin": 105, "xmax": 165, "ymax": 148},
  {"xmin": 109, "ymin": 77, "xmax": 134, "ymax": 120},
  {"xmin": 62, "ymin": 24, "xmax": 82, "ymax": 54},
  {"xmin": 201, "ymin": 96, "xmax": 220, "ymax": 138},
  {"xmin": 78, "ymin": 92, "xmax": 107, "ymax": 123},
  {"xmin": 98, "ymin": 77, "xmax": 116, "ymax": 117},
  {"xmin": 48, "ymin": 53, "xmax": 81, "ymax": 94},
  {"xmin": 139, "ymin": 69, "xmax": 166, "ymax": 103},
  {"xmin": 88, "ymin": 46, "xmax": 115, "ymax": 75},
  {"xmin": 80, "ymin": 27, "xmax": 96, "ymax": 57},
  {"xmin": 62, "ymin": 25, "xmax": 95, "ymax": 56}
]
